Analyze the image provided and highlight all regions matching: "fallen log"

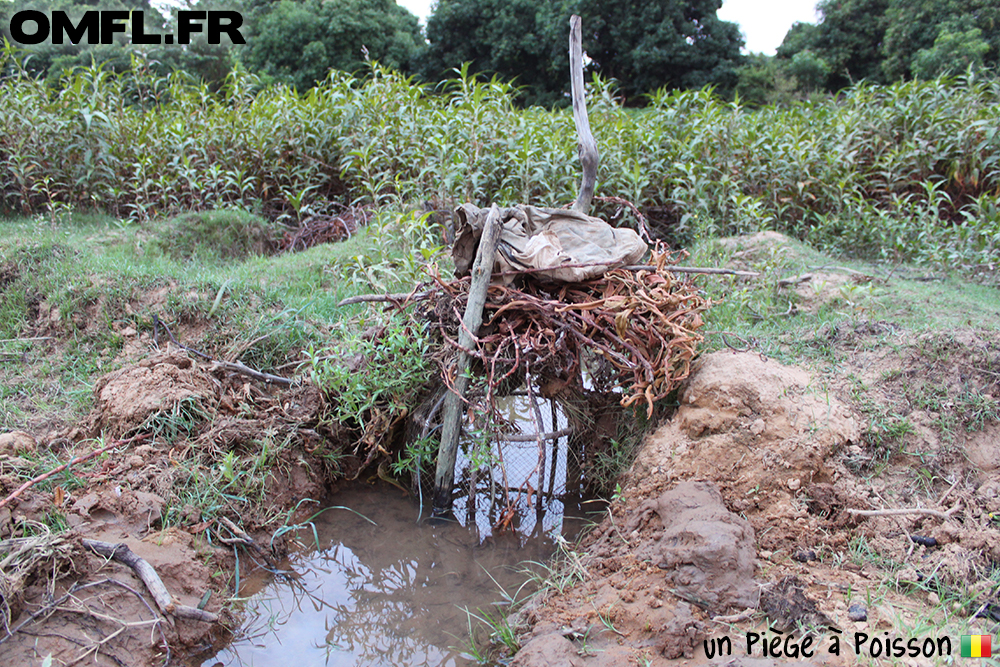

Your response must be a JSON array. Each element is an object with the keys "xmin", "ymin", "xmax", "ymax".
[{"xmin": 82, "ymin": 539, "xmax": 218, "ymax": 623}]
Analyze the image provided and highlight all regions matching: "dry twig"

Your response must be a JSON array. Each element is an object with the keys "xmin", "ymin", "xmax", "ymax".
[
  {"xmin": 82, "ymin": 540, "xmax": 218, "ymax": 623},
  {"xmin": 845, "ymin": 503, "xmax": 961, "ymax": 522}
]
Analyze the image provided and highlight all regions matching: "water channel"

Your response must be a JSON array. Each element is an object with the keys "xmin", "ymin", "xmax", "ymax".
[{"xmin": 202, "ymin": 393, "xmax": 601, "ymax": 667}]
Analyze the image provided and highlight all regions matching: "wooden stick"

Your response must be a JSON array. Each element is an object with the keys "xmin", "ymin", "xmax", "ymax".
[
  {"xmin": 210, "ymin": 359, "xmax": 292, "ymax": 387},
  {"xmin": 569, "ymin": 15, "xmax": 598, "ymax": 215},
  {"xmin": 432, "ymin": 204, "xmax": 504, "ymax": 516},
  {"xmin": 217, "ymin": 516, "xmax": 277, "ymax": 567},
  {"xmin": 621, "ymin": 265, "xmax": 759, "ymax": 277},
  {"xmin": 337, "ymin": 290, "xmax": 434, "ymax": 307},
  {"xmin": 0, "ymin": 436, "xmax": 147, "ymax": 511},
  {"xmin": 82, "ymin": 539, "xmax": 219, "ymax": 623},
  {"xmin": 712, "ymin": 608, "xmax": 755, "ymax": 624}
]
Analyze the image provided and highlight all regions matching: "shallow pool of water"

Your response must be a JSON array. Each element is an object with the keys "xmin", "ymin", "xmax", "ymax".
[{"xmin": 203, "ymin": 481, "xmax": 598, "ymax": 667}]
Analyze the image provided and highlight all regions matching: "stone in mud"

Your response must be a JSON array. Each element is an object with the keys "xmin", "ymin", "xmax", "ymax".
[
  {"xmin": 637, "ymin": 480, "xmax": 758, "ymax": 612},
  {"xmin": 848, "ymin": 603, "xmax": 867, "ymax": 622}
]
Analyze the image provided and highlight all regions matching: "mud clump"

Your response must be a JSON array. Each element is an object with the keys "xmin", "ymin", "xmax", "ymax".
[
  {"xmin": 91, "ymin": 351, "xmax": 219, "ymax": 437},
  {"xmin": 0, "ymin": 430, "xmax": 37, "ymax": 456},
  {"xmin": 630, "ymin": 481, "xmax": 757, "ymax": 613},
  {"xmin": 658, "ymin": 601, "xmax": 706, "ymax": 659}
]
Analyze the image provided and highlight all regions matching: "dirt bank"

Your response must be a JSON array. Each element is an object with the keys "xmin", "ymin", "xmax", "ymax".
[
  {"xmin": 0, "ymin": 348, "xmax": 339, "ymax": 665},
  {"xmin": 510, "ymin": 333, "xmax": 1000, "ymax": 666}
]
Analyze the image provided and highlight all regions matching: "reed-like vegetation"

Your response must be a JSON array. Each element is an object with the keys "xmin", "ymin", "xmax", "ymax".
[{"xmin": 2, "ymin": 46, "xmax": 998, "ymax": 273}]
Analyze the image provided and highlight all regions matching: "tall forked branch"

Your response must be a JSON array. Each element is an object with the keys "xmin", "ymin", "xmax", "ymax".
[{"xmin": 570, "ymin": 15, "xmax": 598, "ymax": 215}]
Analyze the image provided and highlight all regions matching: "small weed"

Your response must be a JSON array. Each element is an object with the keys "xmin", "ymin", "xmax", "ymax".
[
  {"xmin": 138, "ymin": 396, "xmax": 208, "ymax": 443},
  {"xmin": 463, "ymin": 606, "xmax": 521, "ymax": 657},
  {"xmin": 270, "ymin": 501, "xmax": 376, "ymax": 551},
  {"xmin": 955, "ymin": 390, "xmax": 1000, "ymax": 431},
  {"xmin": 849, "ymin": 535, "xmax": 902, "ymax": 574},
  {"xmin": 597, "ymin": 607, "xmax": 625, "ymax": 637},
  {"xmin": 308, "ymin": 313, "xmax": 434, "ymax": 434},
  {"xmin": 522, "ymin": 535, "xmax": 588, "ymax": 596}
]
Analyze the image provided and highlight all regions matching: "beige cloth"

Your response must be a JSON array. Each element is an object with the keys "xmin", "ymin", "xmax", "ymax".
[{"xmin": 452, "ymin": 204, "xmax": 647, "ymax": 284}]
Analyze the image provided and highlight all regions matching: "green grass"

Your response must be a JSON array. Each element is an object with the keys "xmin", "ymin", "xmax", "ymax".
[
  {"xmin": 0, "ymin": 209, "xmax": 444, "ymax": 429},
  {"xmin": 688, "ymin": 234, "xmax": 1000, "ymax": 369}
]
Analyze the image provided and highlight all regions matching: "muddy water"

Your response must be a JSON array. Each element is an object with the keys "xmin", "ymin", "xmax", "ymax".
[
  {"xmin": 205, "ymin": 390, "xmax": 598, "ymax": 666},
  {"xmin": 205, "ymin": 481, "xmax": 598, "ymax": 667}
]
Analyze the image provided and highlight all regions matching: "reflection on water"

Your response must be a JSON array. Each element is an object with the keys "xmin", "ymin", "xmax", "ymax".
[
  {"xmin": 205, "ymin": 482, "xmax": 598, "ymax": 667},
  {"xmin": 451, "ymin": 390, "xmax": 584, "ymax": 540}
]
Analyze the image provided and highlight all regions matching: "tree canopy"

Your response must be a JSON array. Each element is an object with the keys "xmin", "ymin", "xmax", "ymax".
[
  {"xmin": 421, "ymin": 0, "xmax": 744, "ymax": 106},
  {"xmin": 776, "ymin": 0, "xmax": 999, "ymax": 92},
  {"xmin": 421, "ymin": 0, "xmax": 570, "ymax": 106},
  {"xmin": 243, "ymin": 0, "xmax": 423, "ymax": 90},
  {"xmin": 574, "ymin": 0, "xmax": 743, "ymax": 101}
]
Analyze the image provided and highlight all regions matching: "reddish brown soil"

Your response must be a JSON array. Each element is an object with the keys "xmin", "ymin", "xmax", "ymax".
[
  {"xmin": 510, "ymin": 337, "xmax": 999, "ymax": 667},
  {"xmin": 0, "ymin": 349, "xmax": 337, "ymax": 666}
]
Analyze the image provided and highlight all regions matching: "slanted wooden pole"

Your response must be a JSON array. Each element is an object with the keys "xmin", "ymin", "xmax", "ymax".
[
  {"xmin": 432, "ymin": 204, "xmax": 504, "ymax": 516},
  {"xmin": 569, "ymin": 15, "xmax": 598, "ymax": 215}
]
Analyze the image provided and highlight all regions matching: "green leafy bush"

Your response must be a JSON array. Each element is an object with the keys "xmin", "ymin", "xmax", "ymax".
[{"xmin": 2, "ymin": 46, "xmax": 998, "ymax": 274}]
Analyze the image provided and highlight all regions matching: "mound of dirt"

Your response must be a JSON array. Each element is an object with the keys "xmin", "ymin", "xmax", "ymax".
[
  {"xmin": 631, "ymin": 351, "xmax": 861, "ymax": 551},
  {"xmin": 91, "ymin": 351, "xmax": 219, "ymax": 437},
  {"xmin": 512, "ymin": 352, "xmax": 862, "ymax": 664},
  {"xmin": 514, "ymin": 323, "xmax": 1000, "ymax": 666}
]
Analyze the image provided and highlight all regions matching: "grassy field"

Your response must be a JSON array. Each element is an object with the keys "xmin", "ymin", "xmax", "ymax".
[{"xmin": 2, "ymin": 57, "xmax": 999, "ymax": 666}]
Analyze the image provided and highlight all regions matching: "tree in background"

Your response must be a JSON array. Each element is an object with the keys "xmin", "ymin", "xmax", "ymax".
[
  {"xmin": 243, "ymin": 0, "xmax": 423, "ymax": 90},
  {"xmin": 775, "ymin": 0, "xmax": 999, "ymax": 92},
  {"xmin": 420, "ymin": 0, "xmax": 744, "ymax": 106},
  {"xmin": 421, "ymin": 0, "xmax": 570, "ymax": 106},
  {"xmin": 733, "ymin": 53, "xmax": 800, "ymax": 106},
  {"xmin": 881, "ymin": 0, "xmax": 999, "ymax": 80},
  {"xmin": 911, "ymin": 24, "xmax": 990, "ymax": 79},
  {"xmin": 0, "ymin": 0, "xmax": 239, "ymax": 88},
  {"xmin": 775, "ymin": 0, "xmax": 889, "ymax": 91},
  {"xmin": 573, "ymin": 0, "xmax": 743, "ymax": 102}
]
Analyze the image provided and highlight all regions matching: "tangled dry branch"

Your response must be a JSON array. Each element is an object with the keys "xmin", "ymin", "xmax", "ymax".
[
  {"xmin": 422, "ymin": 245, "xmax": 709, "ymax": 417},
  {"xmin": 280, "ymin": 206, "xmax": 368, "ymax": 252}
]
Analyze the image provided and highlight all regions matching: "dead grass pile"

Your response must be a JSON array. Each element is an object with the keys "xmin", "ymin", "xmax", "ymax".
[
  {"xmin": 0, "ymin": 520, "xmax": 76, "ymax": 635},
  {"xmin": 280, "ymin": 206, "xmax": 368, "ymax": 251}
]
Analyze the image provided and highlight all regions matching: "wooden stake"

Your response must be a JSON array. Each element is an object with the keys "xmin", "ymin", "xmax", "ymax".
[
  {"xmin": 432, "ymin": 204, "xmax": 504, "ymax": 516},
  {"xmin": 569, "ymin": 15, "xmax": 598, "ymax": 215}
]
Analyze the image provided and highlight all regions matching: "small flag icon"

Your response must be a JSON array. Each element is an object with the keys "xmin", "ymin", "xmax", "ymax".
[{"xmin": 961, "ymin": 635, "xmax": 992, "ymax": 658}]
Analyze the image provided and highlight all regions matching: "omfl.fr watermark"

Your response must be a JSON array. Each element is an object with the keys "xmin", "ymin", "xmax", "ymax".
[{"xmin": 7, "ymin": 10, "xmax": 245, "ymax": 46}]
